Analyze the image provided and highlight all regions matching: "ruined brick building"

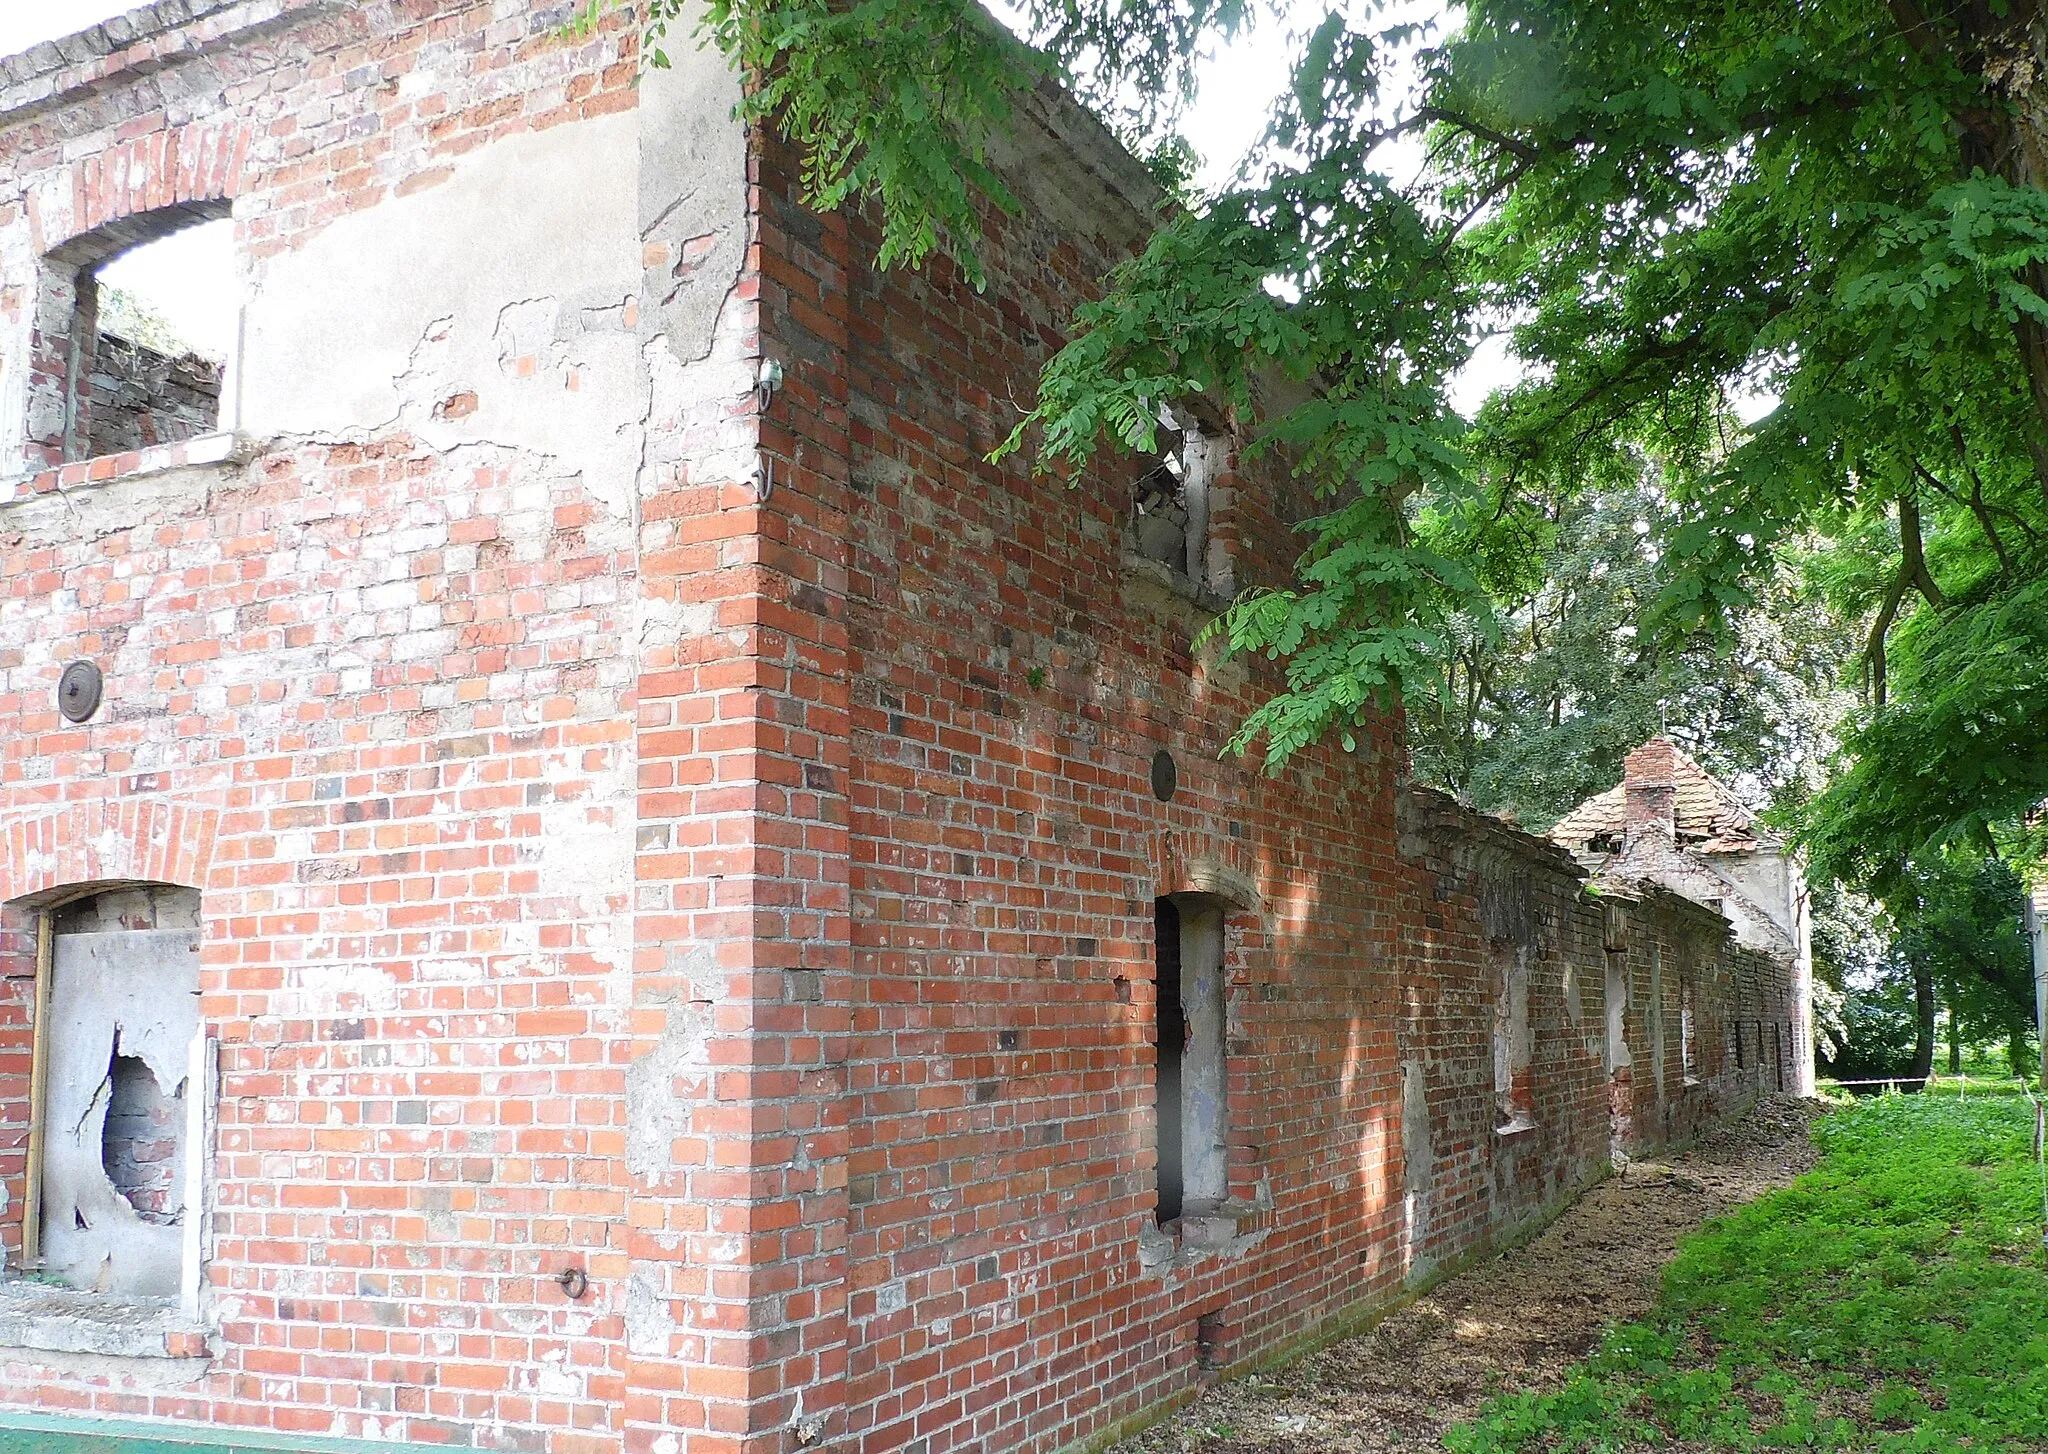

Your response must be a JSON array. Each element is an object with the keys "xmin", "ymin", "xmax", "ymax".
[
  {"xmin": 1550, "ymin": 738, "xmax": 1816, "ymax": 1101},
  {"xmin": 0, "ymin": 4, "xmax": 1810, "ymax": 1453}
]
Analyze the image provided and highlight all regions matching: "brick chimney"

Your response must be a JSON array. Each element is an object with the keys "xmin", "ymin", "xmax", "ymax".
[{"xmin": 1622, "ymin": 738, "xmax": 1678, "ymax": 846}]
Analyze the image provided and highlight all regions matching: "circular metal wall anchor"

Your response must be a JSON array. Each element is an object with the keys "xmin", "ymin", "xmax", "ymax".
[
  {"xmin": 1150, "ymin": 748, "xmax": 1178, "ymax": 803},
  {"xmin": 58, "ymin": 661, "xmax": 103, "ymax": 724},
  {"xmin": 555, "ymin": 1266, "xmax": 589, "ymax": 1300}
]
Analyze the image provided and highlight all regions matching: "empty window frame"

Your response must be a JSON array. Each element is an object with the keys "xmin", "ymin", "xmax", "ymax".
[
  {"xmin": 1493, "ymin": 946, "xmax": 1535, "ymax": 1134},
  {"xmin": 22, "ymin": 885, "xmax": 207, "ymax": 1307},
  {"xmin": 1131, "ymin": 412, "xmax": 1227, "ymax": 592},
  {"xmin": 1153, "ymin": 895, "xmax": 1227, "ymax": 1227},
  {"xmin": 1679, "ymin": 977, "xmax": 1700, "ymax": 1084},
  {"xmin": 1602, "ymin": 907, "xmax": 1634, "ymax": 1153},
  {"xmin": 23, "ymin": 209, "xmax": 235, "ymax": 470}
]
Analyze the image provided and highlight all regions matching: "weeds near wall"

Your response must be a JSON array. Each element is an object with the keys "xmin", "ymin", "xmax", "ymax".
[{"xmin": 1445, "ymin": 1093, "xmax": 2048, "ymax": 1453}]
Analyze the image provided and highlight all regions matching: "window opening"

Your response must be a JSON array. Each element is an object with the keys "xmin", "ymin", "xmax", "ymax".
[
  {"xmin": 1130, "ymin": 410, "xmax": 1224, "ymax": 591},
  {"xmin": 1680, "ymin": 978, "xmax": 1699, "ymax": 1084},
  {"xmin": 28, "ymin": 884, "xmax": 202, "ymax": 1298},
  {"xmin": 1153, "ymin": 894, "xmax": 1228, "ymax": 1227},
  {"xmin": 1153, "ymin": 897, "xmax": 1184, "ymax": 1225},
  {"xmin": 24, "ymin": 210, "xmax": 234, "ymax": 469},
  {"xmin": 1494, "ymin": 946, "xmax": 1535, "ymax": 1134}
]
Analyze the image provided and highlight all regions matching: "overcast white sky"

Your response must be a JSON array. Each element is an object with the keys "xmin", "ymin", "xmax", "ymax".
[{"xmin": 5, "ymin": 0, "xmax": 1518, "ymax": 403}]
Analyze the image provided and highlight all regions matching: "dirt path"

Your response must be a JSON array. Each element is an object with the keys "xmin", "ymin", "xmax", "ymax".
[{"xmin": 1115, "ymin": 1096, "xmax": 1829, "ymax": 1454}]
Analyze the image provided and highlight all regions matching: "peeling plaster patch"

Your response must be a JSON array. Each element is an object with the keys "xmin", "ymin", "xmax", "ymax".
[
  {"xmin": 636, "ymin": 40, "xmax": 748, "ymax": 363},
  {"xmin": 525, "ymin": 1349, "xmax": 583, "ymax": 1399},
  {"xmin": 0, "ymin": 462, "xmax": 217, "ymax": 549},
  {"xmin": 494, "ymin": 298, "xmax": 556, "ymax": 376},
  {"xmin": 530, "ymin": 798, "xmax": 634, "ymax": 907},
  {"xmin": 637, "ymin": 591, "xmax": 718, "ymax": 651},
  {"xmin": 624, "ymin": 1265, "xmax": 677, "ymax": 1356},
  {"xmin": 275, "ymin": 962, "xmax": 402, "ymax": 1018},
  {"xmin": 240, "ymin": 112, "xmax": 645, "ymax": 502},
  {"xmin": 624, "ymin": 944, "xmax": 721, "ymax": 1177}
]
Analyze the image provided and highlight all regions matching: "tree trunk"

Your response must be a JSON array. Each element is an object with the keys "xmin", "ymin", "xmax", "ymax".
[
  {"xmin": 1890, "ymin": 1, "xmax": 2048, "ymax": 504},
  {"xmin": 1948, "ymin": 1006, "xmax": 1961, "ymax": 1074},
  {"xmin": 2013, "ymin": 1025, "xmax": 2039, "ymax": 1084},
  {"xmin": 1973, "ymin": 16, "xmax": 2048, "ymax": 506},
  {"xmin": 1910, "ymin": 963, "xmax": 1937, "ymax": 1092}
]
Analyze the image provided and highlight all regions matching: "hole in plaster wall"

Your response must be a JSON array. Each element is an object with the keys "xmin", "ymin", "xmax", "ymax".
[{"xmin": 101, "ymin": 1047, "xmax": 187, "ymax": 1225}]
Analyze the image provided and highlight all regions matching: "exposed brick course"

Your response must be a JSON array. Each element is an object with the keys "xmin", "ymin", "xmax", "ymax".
[{"xmin": 0, "ymin": 5, "xmax": 1807, "ymax": 1454}]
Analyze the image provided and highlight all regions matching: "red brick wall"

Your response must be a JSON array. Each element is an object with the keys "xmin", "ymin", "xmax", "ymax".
[
  {"xmin": 0, "ymin": 3, "xmax": 649, "ymax": 1445},
  {"xmin": 748, "ymin": 97, "xmax": 1639, "ymax": 1452},
  {"xmin": 84, "ymin": 332, "xmax": 224, "ymax": 458},
  {"xmin": 0, "ymin": 7, "xmax": 1805, "ymax": 1453}
]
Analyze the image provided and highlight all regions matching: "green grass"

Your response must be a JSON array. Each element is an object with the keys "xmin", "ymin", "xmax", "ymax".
[{"xmin": 1443, "ymin": 1093, "xmax": 2048, "ymax": 1453}]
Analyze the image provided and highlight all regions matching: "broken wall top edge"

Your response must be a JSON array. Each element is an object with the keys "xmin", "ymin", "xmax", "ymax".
[
  {"xmin": 0, "ymin": 0, "xmax": 345, "ymax": 124},
  {"xmin": 1397, "ymin": 782, "xmax": 1589, "ymax": 885}
]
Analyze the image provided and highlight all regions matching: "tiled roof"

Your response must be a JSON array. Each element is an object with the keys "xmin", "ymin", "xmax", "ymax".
[{"xmin": 1547, "ymin": 740, "xmax": 1768, "ymax": 852}]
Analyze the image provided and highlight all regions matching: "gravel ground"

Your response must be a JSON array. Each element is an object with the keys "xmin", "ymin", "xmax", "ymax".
[{"xmin": 1114, "ymin": 1095, "xmax": 1831, "ymax": 1454}]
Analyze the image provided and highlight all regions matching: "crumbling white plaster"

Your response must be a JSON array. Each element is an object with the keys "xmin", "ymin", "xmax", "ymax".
[
  {"xmin": 624, "ymin": 1264, "xmax": 680, "ymax": 1357},
  {"xmin": 635, "ymin": 37, "xmax": 749, "ymax": 364},
  {"xmin": 239, "ymin": 111, "xmax": 646, "ymax": 516},
  {"xmin": 623, "ymin": 944, "xmax": 720, "ymax": 1178}
]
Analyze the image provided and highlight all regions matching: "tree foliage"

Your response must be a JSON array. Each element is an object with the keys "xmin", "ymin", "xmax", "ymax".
[
  {"xmin": 1810, "ymin": 853, "xmax": 2036, "ymax": 1082},
  {"xmin": 1407, "ymin": 465, "xmax": 1850, "ymax": 830},
  {"xmin": 634, "ymin": 0, "xmax": 2048, "ymax": 876}
]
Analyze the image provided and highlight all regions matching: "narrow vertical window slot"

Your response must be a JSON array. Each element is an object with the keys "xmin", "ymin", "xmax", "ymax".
[{"xmin": 1153, "ymin": 897, "xmax": 1184, "ymax": 1226}]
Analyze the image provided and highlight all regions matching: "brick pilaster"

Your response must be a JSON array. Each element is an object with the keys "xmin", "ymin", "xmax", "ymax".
[{"xmin": 625, "ymin": 132, "xmax": 855, "ymax": 1454}]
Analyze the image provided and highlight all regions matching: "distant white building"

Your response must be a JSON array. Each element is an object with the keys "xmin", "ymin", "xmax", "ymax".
[{"xmin": 1549, "ymin": 738, "xmax": 1815, "ymax": 1094}]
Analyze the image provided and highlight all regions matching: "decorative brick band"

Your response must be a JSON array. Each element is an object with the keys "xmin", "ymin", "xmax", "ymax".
[{"xmin": 0, "ymin": 797, "xmax": 222, "ymax": 905}]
